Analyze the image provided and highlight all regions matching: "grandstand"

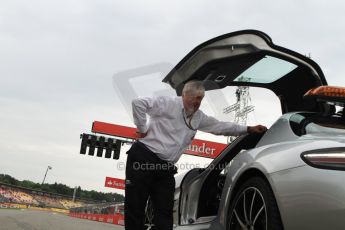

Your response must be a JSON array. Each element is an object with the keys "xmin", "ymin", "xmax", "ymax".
[
  {"xmin": 60, "ymin": 198, "xmax": 84, "ymax": 209},
  {"xmin": 70, "ymin": 202, "xmax": 124, "ymax": 215},
  {"xmin": 0, "ymin": 186, "xmax": 38, "ymax": 205},
  {"xmin": 0, "ymin": 182, "xmax": 126, "ymax": 226},
  {"xmin": 0, "ymin": 183, "xmax": 98, "ymax": 210}
]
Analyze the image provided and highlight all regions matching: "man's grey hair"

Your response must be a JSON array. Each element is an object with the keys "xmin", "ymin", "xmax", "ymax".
[{"xmin": 182, "ymin": 80, "xmax": 205, "ymax": 96}]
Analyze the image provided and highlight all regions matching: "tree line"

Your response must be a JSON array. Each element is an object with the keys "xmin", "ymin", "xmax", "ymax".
[{"xmin": 0, "ymin": 174, "xmax": 124, "ymax": 203}]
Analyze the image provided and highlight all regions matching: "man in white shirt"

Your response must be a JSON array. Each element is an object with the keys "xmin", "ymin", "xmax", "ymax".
[{"xmin": 125, "ymin": 80, "xmax": 267, "ymax": 230}]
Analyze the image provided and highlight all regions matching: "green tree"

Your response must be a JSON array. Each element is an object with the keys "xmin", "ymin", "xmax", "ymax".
[{"xmin": 0, "ymin": 174, "xmax": 19, "ymax": 185}]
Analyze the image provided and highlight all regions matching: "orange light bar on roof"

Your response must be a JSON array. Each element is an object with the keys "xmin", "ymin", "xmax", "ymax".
[{"xmin": 304, "ymin": 86, "xmax": 345, "ymax": 97}]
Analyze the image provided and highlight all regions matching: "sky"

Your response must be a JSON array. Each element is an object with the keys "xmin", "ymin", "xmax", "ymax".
[{"xmin": 1, "ymin": 0, "xmax": 345, "ymax": 195}]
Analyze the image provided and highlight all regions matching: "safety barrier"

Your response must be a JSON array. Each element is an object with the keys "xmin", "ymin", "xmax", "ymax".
[{"xmin": 69, "ymin": 212, "xmax": 124, "ymax": 225}]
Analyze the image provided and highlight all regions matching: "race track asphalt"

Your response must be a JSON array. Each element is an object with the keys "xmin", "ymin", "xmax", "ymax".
[{"xmin": 0, "ymin": 209, "xmax": 124, "ymax": 230}]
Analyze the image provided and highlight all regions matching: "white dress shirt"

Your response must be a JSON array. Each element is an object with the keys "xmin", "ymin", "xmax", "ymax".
[{"xmin": 132, "ymin": 96, "xmax": 247, "ymax": 163}]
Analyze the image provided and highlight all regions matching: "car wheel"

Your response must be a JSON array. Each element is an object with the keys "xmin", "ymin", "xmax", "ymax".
[
  {"xmin": 227, "ymin": 176, "xmax": 283, "ymax": 230},
  {"xmin": 144, "ymin": 196, "xmax": 155, "ymax": 230}
]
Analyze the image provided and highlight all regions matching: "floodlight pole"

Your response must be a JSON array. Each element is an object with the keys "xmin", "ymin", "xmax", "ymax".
[{"xmin": 41, "ymin": 166, "xmax": 52, "ymax": 186}]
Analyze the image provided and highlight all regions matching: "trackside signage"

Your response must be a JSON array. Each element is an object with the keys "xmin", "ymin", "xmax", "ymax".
[
  {"xmin": 105, "ymin": 177, "xmax": 125, "ymax": 190},
  {"xmin": 92, "ymin": 121, "xmax": 227, "ymax": 159},
  {"xmin": 185, "ymin": 139, "xmax": 227, "ymax": 159},
  {"xmin": 69, "ymin": 212, "xmax": 124, "ymax": 226}
]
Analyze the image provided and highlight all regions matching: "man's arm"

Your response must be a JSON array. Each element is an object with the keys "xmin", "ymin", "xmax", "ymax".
[
  {"xmin": 132, "ymin": 98, "xmax": 150, "ymax": 135},
  {"xmin": 131, "ymin": 96, "xmax": 167, "ymax": 138},
  {"xmin": 198, "ymin": 112, "xmax": 267, "ymax": 136}
]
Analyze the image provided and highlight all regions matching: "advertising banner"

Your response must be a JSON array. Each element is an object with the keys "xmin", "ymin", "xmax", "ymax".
[
  {"xmin": 92, "ymin": 121, "xmax": 227, "ymax": 159},
  {"xmin": 104, "ymin": 177, "xmax": 125, "ymax": 190}
]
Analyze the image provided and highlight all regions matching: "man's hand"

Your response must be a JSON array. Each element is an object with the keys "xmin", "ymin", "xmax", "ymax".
[
  {"xmin": 247, "ymin": 125, "xmax": 268, "ymax": 134},
  {"xmin": 135, "ymin": 131, "xmax": 147, "ymax": 139}
]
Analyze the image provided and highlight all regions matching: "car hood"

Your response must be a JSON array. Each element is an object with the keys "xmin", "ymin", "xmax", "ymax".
[{"xmin": 163, "ymin": 30, "xmax": 327, "ymax": 114}]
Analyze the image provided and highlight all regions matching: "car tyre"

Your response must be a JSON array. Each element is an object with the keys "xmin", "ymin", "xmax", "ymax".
[{"xmin": 227, "ymin": 176, "xmax": 283, "ymax": 230}]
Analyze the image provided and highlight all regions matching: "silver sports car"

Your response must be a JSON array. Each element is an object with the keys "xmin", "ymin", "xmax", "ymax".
[{"xmin": 145, "ymin": 30, "xmax": 345, "ymax": 230}]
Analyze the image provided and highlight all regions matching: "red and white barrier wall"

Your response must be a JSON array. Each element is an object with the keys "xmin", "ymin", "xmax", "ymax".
[{"xmin": 69, "ymin": 212, "xmax": 124, "ymax": 225}]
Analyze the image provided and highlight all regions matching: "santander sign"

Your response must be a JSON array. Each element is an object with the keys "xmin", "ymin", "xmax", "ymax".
[
  {"xmin": 92, "ymin": 121, "xmax": 228, "ymax": 159},
  {"xmin": 184, "ymin": 138, "xmax": 227, "ymax": 158}
]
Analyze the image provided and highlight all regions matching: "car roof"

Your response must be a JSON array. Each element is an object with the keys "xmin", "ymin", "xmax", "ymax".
[{"xmin": 162, "ymin": 30, "xmax": 327, "ymax": 114}]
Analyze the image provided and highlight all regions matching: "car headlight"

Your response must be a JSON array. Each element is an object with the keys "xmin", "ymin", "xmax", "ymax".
[{"xmin": 301, "ymin": 148, "xmax": 345, "ymax": 171}]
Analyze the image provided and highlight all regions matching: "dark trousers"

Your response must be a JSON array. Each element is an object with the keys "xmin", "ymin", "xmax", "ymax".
[{"xmin": 124, "ymin": 142, "xmax": 176, "ymax": 230}]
